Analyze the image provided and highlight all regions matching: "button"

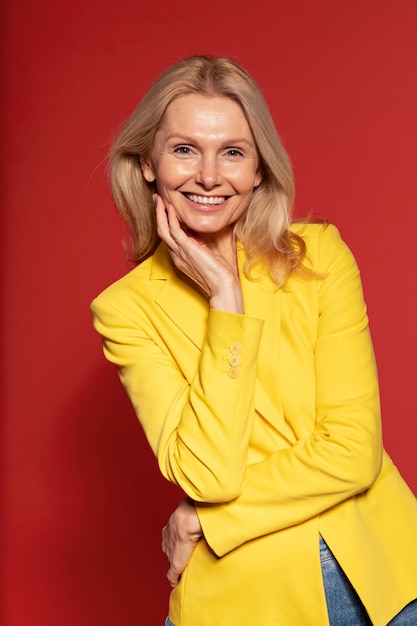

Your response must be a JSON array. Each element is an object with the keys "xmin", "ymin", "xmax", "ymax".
[
  {"xmin": 229, "ymin": 355, "xmax": 240, "ymax": 367},
  {"xmin": 227, "ymin": 367, "xmax": 239, "ymax": 379},
  {"xmin": 230, "ymin": 342, "xmax": 241, "ymax": 355}
]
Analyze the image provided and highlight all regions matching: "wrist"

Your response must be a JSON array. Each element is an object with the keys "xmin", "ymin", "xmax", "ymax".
[{"xmin": 209, "ymin": 282, "xmax": 244, "ymax": 314}]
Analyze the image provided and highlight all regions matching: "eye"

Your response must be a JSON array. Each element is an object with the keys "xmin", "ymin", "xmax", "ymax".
[
  {"xmin": 173, "ymin": 145, "xmax": 192, "ymax": 155},
  {"xmin": 225, "ymin": 148, "xmax": 244, "ymax": 158}
]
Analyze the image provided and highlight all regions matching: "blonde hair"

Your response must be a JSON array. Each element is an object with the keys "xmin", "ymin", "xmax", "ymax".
[{"xmin": 110, "ymin": 55, "xmax": 308, "ymax": 286}]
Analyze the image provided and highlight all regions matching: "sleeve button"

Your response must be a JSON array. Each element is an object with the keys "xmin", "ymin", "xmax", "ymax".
[
  {"xmin": 229, "ymin": 355, "xmax": 240, "ymax": 367},
  {"xmin": 227, "ymin": 367, "xmax": 239, "ymax": 379},
  {"xmin": 230, "ymin": 342, "xmax": 241, "ymax": 355}
]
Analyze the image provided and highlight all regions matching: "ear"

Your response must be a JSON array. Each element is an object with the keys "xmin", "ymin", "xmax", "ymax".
[
  {"xmin": 254, "ymin": 168, "xmax": 263, "ymax": 188},
  {"xmin": 140, "ymin": 158, "xmax": 156, "ymax": 183}
]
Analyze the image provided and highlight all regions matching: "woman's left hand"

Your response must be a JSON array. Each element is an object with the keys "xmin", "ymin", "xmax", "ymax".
[
  {"xmin": 162, "ymin": 499, "xmax": 203, "ymax": 588},
  {"xmin": 154, "ymin": 194, "xmax": 244, "ymax": 314}
]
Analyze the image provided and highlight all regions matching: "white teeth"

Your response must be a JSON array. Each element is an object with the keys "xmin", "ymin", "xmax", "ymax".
[{"xmin": 185, "ymin": 193, "xmax": 226, "ymax": 205}]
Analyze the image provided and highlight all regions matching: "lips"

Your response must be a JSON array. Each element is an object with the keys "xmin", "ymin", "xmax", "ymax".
[{"xmin": 184, "ymin": 193, "xmax": 227, "ymax": 205}]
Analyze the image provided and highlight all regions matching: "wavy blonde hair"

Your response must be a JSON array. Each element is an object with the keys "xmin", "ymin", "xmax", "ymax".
[{"xmin": 110, "ymin": 55, "xmax": 308, "ymax": 286}]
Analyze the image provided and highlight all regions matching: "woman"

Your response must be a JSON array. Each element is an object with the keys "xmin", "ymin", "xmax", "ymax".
[{"xmin": 91, "ymin": 56, "xmax": 417, "ymax": 625}]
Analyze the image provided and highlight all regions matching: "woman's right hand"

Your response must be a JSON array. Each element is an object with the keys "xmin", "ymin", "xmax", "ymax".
[
  {"xmin": 162, "ymin": 499, "xmax": 203, "ymax": 588},
  {"xmin": 154, "ymin": 195, "xmax": 244, "ymax": 314}
]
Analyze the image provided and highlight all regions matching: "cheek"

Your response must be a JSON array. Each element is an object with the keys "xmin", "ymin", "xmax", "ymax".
[
  {"xmin": 155, "ymin": 161, "xmax": 194, "ymax": 189},
  {"xmin": 153, "ymin": 170, "xmax": 173, "ymax": 196},
  {"xmin": 154, "ymin": 174, "xmax": 180, "ymax": 205},
  {"xmin": 230, "ymin": 164, "xmax": 262, "ymax": 191}
]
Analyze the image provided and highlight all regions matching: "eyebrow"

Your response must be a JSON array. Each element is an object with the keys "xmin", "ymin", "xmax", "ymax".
[{"xmin": 164, "ymin": 134, "xmax": 256, "ymax": 147}]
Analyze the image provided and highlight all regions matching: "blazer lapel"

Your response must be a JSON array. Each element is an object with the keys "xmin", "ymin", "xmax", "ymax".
[
  {"xmin": 238, "ymin": 247, "xmax": 296, "ymax": 444},
  {"xmin": 151, "ymin": 243, "xmax": 209, "ymax": 350}
]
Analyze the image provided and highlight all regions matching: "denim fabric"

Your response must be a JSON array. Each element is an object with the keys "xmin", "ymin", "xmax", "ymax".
[
  {"xmin": 320, "ymin": 535, "xmax": 373, "ymax": 625},
  {"xmin": 320, "ymin": 536, "xmax": 417, "ymax": 625},
  {"xmin": 165, "ymin": 618, "xmax": 175, "ymax": 626}
]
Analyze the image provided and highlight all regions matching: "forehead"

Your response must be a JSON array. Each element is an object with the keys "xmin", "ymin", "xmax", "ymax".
[{"xmin": 158, "ymin": 93, "xmax": 254, "ymax": 138}]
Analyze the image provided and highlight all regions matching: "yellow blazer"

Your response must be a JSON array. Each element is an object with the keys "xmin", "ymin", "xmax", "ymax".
[{"xmin": 91, "ymin": 224, "xmax": 417, "ymax": 625}]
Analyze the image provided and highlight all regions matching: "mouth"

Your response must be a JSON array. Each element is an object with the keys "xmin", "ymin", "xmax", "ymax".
[{"xmin": 183, "ymin": 193, "xmax": 227, "ymax": 205}]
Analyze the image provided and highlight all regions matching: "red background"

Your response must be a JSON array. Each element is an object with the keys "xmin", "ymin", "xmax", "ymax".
[{"xmin": 2, "ymin": 1, "xmax": 416, "ymax": 624}]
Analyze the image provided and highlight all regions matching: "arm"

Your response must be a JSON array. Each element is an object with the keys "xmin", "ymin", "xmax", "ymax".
[
  {"xmin": 92, "ymin": 300, "xmax": 263, "ymax": 503},
  {"xmin": 196, "ymin": 225, "xmax": 383, "ymax": 556}
]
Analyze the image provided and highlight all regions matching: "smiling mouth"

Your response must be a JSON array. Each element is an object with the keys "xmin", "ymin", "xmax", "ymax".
[{"xmin": 183, "ymin": 193, "xmax": 227, "ymax": 205}]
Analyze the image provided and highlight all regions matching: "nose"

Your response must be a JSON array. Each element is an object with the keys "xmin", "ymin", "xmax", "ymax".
[{"xmin": 195, "ymin": 156, "xmax": 221, "ymax": 190}]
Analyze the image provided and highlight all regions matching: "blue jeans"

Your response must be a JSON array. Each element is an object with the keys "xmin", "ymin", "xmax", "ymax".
[{"xmin": 165, "ymin": 539, "xmax": 417, "ymax": 625}]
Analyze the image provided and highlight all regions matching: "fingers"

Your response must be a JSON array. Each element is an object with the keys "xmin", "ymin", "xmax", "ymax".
[
  {"xmin": 154, "ymin": 194, "xmax": 173, "ymax": 245},
  {"xmin": 161, "ymin": 525, "xmax": 168, "ymax": 555},
  {"xmin": 161, "ymin": 500, "xmax": 203, "ymax": 589},
  {"xmin": 154, "ymin": 195, "xmax": 205, "ymax": 282},
  {"xmin": 154, "ymin": 194, "xmax": 184, "ymax": 245},
  {"xmin": 167, "ymin": 565, "xmax": 181, "ymax": 588},
  {"xmin": 161, "ymin": 527, "xmax": 182, "ymax": 588}
]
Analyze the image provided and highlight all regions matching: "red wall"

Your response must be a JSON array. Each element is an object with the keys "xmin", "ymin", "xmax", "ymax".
[{"xmin": 2, "ymin": 1, "xmax": 417, "ymax": 624}]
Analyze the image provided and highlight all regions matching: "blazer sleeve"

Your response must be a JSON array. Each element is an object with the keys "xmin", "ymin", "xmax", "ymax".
[
  {"xmin": 91, "ymin": 291, "xmax": 264, "ymax": 503},
  {"xmin": 196, "ymin": 224, "xmax": 384, "ymax": 556}
]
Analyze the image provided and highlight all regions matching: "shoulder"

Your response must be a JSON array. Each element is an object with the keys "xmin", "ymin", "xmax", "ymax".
[
  {"xmin": 290, "ymin": 221, "xmax": 341, "ymax": 247},
  {"xmin": 92, "ymin": 256, "xmax": 151, "ymax": 302},
  {"xmin": 290, "ymin": 222, "xmax": 356, "ymax": 274},
  {"xmin": 90, "ymin": 249, "xmax": 164, "ymax": 323}
]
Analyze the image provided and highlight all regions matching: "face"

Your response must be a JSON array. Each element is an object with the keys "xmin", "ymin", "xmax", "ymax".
[{"xmin": 141, "ymin": 93, "xmax": 263, "ymax": 246}]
